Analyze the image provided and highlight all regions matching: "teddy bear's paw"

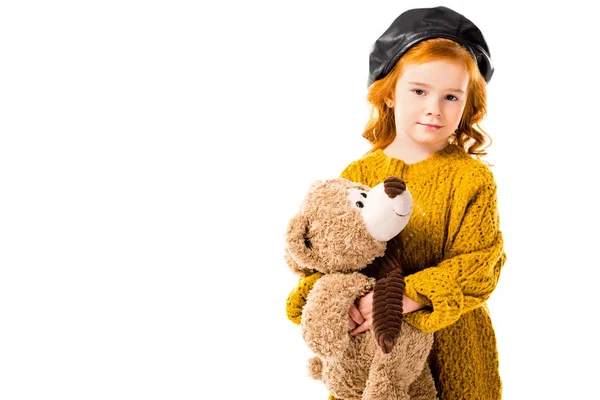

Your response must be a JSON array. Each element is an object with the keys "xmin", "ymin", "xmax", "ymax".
[
  {"xmin": 344, "ymin": 272, "xmax": 377, "ymax": 296},
  {"xmin": 377, "ymin": 331, "xmax": 399, "ymax": 354},
  {"xmin": 307, "ymin": 356, "xmax": 323, "ymax": 380}
]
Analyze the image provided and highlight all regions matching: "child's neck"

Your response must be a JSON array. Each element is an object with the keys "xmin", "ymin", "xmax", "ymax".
[{"xmin": 383, "ymin": 135, "xmax": 449, "ymax": 165}]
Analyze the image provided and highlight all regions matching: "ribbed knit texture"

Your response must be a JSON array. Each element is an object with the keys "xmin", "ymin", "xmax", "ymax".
[{"xmin": 286, "ymin": 144, "xmax": 506, "ymax": 400}]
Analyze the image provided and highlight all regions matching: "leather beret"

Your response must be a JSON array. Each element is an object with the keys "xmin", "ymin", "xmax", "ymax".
[{"xmin": 368, "ymin": 6, "xmax": 494, "ymax": 87}]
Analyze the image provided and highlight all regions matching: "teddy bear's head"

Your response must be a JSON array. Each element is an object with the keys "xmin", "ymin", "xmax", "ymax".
[{"xmin": 285, "ymin": 177, "xmax": 413, "ymax": 276}]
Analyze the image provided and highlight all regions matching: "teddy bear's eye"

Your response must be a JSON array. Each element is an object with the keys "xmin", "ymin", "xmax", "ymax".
[
  {"xmin": 304, "ymin": 237, "xmax": 312, "ymax": 249},
  {"xmin": 355, "ymin": 201, "xmax": 364, "ymax": 208},
  {"xmin": 361, "ymin": 192, "xmax": 367, "ymax": 198},
  {"xmin": 303, "ymin": 228, "xmax": 313, "ymax": 249}
]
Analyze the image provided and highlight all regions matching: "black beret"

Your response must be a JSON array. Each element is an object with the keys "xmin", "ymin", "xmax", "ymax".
[{"xmin": 368, "ymin": 6, "xmax": 494, "ymax": 87}]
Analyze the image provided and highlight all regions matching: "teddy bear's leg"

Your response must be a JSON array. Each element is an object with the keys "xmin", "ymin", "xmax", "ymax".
[
  {"xmin": 407, "ymin": 364, "xmax": 438, "ymax": 400},
  {"xmin": 363, "ymin": 322, "xmax": 434, "ymax": 400},
  {"xmin": 321, "ymin": 332, "xmax": 375, "ymax": 400},
  {"xmin": 301, "ymin": 273, "xmax": 375, "ymax": 360},
  {"xmin": 362, "ymin": 349, "xmax": 411, "ymax": 400}
]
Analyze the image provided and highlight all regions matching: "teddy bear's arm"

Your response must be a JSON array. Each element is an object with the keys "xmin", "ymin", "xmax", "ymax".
[
  {"xmin": 301, "ymin": 272, "xmax": 375, "ymax": 359},
  {"xmin": 286, "ymin": 272, "xmax": 323, "ymax": 325}
]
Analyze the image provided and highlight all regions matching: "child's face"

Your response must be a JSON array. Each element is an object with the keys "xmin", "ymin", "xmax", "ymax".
[{"xmin": 387, "ymin": 59, "xmax": 469, "ymax": 150}]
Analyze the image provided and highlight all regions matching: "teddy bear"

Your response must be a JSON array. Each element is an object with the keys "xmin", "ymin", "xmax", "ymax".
[{"xmin": 285, "ymin": 176, "xmax": 438, "ymax": 400}]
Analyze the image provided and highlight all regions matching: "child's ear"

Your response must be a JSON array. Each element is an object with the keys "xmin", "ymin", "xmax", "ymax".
[{"xmin": 384, "ymin": 94, "xmax": 395, "ymax": 108}]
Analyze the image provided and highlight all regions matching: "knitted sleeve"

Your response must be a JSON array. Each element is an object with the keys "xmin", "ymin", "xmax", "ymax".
[
  {"xmin": 284, "ymin": 160, "xmax": 363, "ymax": 325},
  {"xmin": 402, "ymin": 166, "xmax": 507, "ymax": 333}
]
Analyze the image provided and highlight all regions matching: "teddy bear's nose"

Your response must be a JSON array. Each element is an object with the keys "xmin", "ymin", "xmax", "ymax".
[{"xmin": 383, "ymin": 176, "xmax": 406, "ymax": 198}]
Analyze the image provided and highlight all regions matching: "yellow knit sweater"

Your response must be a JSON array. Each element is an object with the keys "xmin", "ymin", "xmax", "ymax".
[{"xmin": 286, "ymin": 144, "xmax": 507, "ymax": 400}]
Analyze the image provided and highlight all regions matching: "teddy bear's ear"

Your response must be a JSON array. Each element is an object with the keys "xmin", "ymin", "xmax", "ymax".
[
  {"xmin": 307, "ymin": 179, "xmax": 324, "ymax": 192},
  {"xmin": 285, "ymin": 212, "xmax": 316, "ymax": 276},
  {"xmin": 284, "ymin": 247, "xmax": 314, "ymax": 276}
]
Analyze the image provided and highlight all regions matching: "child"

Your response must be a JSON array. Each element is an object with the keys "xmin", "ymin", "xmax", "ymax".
[{"xmin": 286, "ymin": 6, "xmax": 507, "ymax": 400}]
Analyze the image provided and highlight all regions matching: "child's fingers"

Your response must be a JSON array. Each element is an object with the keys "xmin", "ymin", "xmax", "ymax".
[
  {"xmin": 350, "ymin": 320, "xmax": 371, "ymax": 336},
  {"xmin": 348, "ymin": 303, "xmax": 365, "ymax": 325},
  {"xmin": 348, "ymin": 315, "xmax": 358, "ymax": 330}
]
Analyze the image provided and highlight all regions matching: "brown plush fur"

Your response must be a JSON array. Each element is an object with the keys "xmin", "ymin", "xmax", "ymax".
[{"xmin": 286, "ymin": 178, "xmax": 437, "ymax": 400}]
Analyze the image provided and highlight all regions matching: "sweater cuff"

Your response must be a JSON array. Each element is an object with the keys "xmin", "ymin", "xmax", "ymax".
[{"xmin": 402, "ymin": 270, "xmax": 463, "ymax": 332}]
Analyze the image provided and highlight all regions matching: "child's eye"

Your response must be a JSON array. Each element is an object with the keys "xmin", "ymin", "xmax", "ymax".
[
  {"xmin": 412, "ymin": 89, "xmax": 425, "ymax": 95},
  {"xmin": 446, "ymin": 95, "xmax": 458, "ymax": 101}
]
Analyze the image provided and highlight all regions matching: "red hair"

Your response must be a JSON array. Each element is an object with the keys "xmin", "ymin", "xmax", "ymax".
[{"xmin": 363, "ymin": 38, "xmax": 492, "ymax": 161}]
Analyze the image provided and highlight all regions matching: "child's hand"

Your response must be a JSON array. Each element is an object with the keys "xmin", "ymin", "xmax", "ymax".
[
  {"xmin": 348, "ymin": 303, "xmax": 365, "ymax": 330},
  {"xmin": 350, "ymin": 290, "xmax": 374, "ymax": 336}
]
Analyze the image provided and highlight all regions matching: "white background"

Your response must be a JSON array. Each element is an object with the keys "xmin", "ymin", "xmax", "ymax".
[{"xmin": 1, "ymin": 0, "xmax": 598, "ymax": 399}]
